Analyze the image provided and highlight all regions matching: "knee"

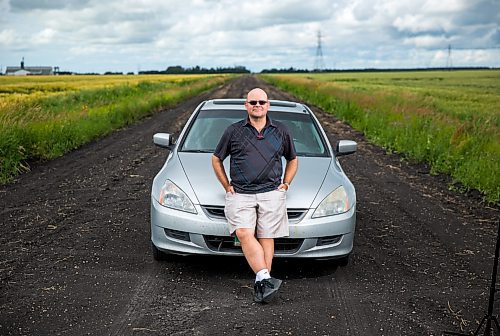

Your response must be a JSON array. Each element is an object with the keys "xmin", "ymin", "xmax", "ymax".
[{"xmin": 235, "ymin": 228, "xmax": 254, "ymax": 241}]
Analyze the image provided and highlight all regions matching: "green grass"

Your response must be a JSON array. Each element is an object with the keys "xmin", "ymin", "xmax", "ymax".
[
  {"xmin": 0, "ymin": 74, "xmax": 235, "ymax": 183},
  {"xmin": 261, "ymin": 70, "xmax": 500, "ymax": 203}
]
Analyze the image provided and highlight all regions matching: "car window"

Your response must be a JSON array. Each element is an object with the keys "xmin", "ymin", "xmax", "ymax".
[
  {"xmin": 270, "ymin": 111, "xmax": 327, "ymax": 157},
  {"xmin": 180, "ymin": 109, "xmax": 329, "ymax": 157},
  {"xmin": 181, "ymin": 110, "xmax": 246, "ymax": 152}
]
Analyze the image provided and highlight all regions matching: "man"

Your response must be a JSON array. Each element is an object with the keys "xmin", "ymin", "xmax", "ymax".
[{"xmin": 212, "ymin": 88, "xmax": 298, "ymax": 303}]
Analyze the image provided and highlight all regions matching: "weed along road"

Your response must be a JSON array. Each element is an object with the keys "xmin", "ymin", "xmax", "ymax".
[{"xmin": 1, "ymin": 75, "xmax": 499, "ymax": 336}]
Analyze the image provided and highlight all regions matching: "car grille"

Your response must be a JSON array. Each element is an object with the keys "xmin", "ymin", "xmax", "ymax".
[
  {"xmin": 204, "ymin": 235, "xmax": 304, "ymax": 254},
  {"xmin": 201, "ymin": 205, "xmax": 308, "ymax": 222}
]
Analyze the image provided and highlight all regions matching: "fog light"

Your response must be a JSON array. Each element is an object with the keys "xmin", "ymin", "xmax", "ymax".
[
  {"xmin": 316, "ymin": 235, "xmax": 342, "ymax": 246},
  {"xmin": 164, "ymin": 228, "xmax": 190, "ymax": 242}
]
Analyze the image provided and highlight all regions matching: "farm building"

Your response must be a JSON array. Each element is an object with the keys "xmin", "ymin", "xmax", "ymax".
[{"xmin": 5, "ymin": 58, "xmax": 53, "ymax": 75}]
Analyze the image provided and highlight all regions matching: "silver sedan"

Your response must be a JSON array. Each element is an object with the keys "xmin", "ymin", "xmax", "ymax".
[{"xmin": 151, "ymin": 99, "xmax": 357, "ymax": 264}]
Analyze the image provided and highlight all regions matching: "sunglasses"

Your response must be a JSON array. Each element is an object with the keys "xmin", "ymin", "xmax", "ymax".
[{"xmin": 247, "ymin": 100, "xmax": 268, "ymax": 106}]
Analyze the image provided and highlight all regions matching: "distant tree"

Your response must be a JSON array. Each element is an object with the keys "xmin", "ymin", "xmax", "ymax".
[
  {"xmin": 140, "ymin": 65, "xmax": 250, "ymax": 74},
  {"xmin": 166, "ymin": 66, "xmax": 184, "ymax": 74},
  {"xmin": 138, "ymin": 70, "xmax": 163, "ymax": 74},
  {"xmin": 260, "ymin": 67, "xmax": 309, "ymax": 73}
]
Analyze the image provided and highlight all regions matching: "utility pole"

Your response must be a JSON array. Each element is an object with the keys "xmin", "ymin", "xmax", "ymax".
[
  {"xmin": 314, "ymin": 30, "xmax": 325, "ymax": 71},
  {"xmin": 446, "ymin": 44, "xmax": 453, "ymax": 70}
]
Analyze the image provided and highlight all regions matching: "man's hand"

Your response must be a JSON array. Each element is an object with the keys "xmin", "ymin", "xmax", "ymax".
[
  {"xmin": 226, "ymin": 185, "xmax": 235, "ymax": 194},
  {"xmin": 277, "ymin": 183, "xmax": 289, "ymax": 191}
]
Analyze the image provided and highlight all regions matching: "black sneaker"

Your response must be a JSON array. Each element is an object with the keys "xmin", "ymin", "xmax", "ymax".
[
  {"xmin": 260, "ymin": 277, "xmax": 282, "ymax": 303},
  {"xmin": 253, "ymin": 281, "xmax": 263, "ymax": 303}
]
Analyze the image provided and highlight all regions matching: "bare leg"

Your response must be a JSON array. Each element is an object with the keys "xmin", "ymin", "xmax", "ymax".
[
  {"xmin": 236, "ymin": 228, "xmax": 267, "ymax": 274},
  {"xmin": 258, "ymin": 238, "xmax": 274, "ymax": 272}
]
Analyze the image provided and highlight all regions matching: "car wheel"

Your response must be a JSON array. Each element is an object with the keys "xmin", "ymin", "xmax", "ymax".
[
  {"xmin": 151, "ymin": 241, "xmax": 168, "ymax": 261},
  {"xmin": 338, "ymin": 254, "xmax": 350, "ymax": 267}
]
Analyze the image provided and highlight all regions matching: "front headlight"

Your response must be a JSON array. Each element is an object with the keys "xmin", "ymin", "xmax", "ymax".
[
  {"xmin": 158, "ymin": 180, "xmax": 197, "ymax": 214},
  {"xmin": 312, "ymin": 186, "xmax": 350, "ymax": 218}
]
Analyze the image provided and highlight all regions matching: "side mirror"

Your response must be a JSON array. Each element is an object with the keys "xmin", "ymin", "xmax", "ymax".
[
  {"xmin": 335, "ymin": 140, "xmax": 357, "ymax": 157},
  {"xmin": 153, "ymin": 133, "xmax": 175, "ymax": 150}
]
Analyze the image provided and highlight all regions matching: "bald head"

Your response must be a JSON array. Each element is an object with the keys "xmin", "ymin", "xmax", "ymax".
[{"xmin": 246, "ymin": 88, "xmax": 268, "ymax": 101}]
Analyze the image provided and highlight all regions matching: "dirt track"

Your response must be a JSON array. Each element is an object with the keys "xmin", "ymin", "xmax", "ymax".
[{"xmin": 1, "ymin": 75, "xmax": 499, "ymax": 336}]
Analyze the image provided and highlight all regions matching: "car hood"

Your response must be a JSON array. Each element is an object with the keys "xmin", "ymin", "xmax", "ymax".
[{"xmin": 178, "ymin": 153, "xmax": 332, "ymax": 209}]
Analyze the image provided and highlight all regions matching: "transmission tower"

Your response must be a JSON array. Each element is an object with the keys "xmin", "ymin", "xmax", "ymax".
[
  {"xmin": 446, "ymin": 44, "xmax": 453, "ymax": 70},
  {"xmin": 314, "ymin": 30, "xmax": 325, "ymax": 71}
]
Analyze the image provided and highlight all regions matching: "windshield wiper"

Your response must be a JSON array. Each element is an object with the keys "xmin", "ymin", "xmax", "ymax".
[
  {"xmin": 180, "ymin": 149, "xmax": 213, "ymax": 153},
  {"xmin": 297, "ymin": 153, "xmax": 328, "ymax": 157}
]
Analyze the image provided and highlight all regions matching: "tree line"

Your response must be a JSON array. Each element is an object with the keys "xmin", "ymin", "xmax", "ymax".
[{"xmin": 139, "ymin": 65, "xmax": 250, "ymax": 74}]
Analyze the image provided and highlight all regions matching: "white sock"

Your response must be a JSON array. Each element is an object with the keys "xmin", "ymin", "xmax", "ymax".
[{"xmin": 255, "ymin": 269, "xmax": 271, "ymax": 282}]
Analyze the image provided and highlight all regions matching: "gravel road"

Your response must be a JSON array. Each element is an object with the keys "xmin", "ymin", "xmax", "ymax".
[{"xmin": 1, "ymin": 75, "xmax": 498, "ymax": 336}]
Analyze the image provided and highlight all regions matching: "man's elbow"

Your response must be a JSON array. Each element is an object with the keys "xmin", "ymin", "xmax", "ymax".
[{"xmin": 212, "ymin": 155, "xmax": 222, "ymax": 168}]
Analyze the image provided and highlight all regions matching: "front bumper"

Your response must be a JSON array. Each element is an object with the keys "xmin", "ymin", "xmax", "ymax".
[{"xmin": 150, "ymin": 197, "xmax": 356, "ymax": 259}]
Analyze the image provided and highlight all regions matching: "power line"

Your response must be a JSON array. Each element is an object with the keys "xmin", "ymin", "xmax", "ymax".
[{"xmin": 428, "ymin": 46, "xmax": 500, "ymax": 51}]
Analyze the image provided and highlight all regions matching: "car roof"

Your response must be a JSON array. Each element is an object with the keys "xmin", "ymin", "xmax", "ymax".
[{"xmin": 201, "ymin": 99, "xmax": 309, "ymax": 114}]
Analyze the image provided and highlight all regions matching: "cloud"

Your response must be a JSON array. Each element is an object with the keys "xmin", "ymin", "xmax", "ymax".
[
  {"xmin": 33, "ymin": 28, "xmax": 56, "ymax": 44},
  {"xmin": 9, "ymin": 0, "xmax": 91, "ymax": 11},
  {"xmin": 35, "ymin": 2, "xmax": 171, "ymax": 46},
  {"xmin": 0, "ymin": 0, "xmax": 498, "ymax": 72},
  {"xmin": 453, "ymin": 0, "xmax": 500, "ymax": 26},
  {"xmin": 262, "ymin": 0, "xmax": 335, "ymax": 23},
  {"xmin": 421, "ymin": 0, "xmax": 469, "ymax": 14},
  {"xmin": 393, "ymin": 15, "xmax": 451, "ymax": 34},
  {"xmin": 403, "ymin": 35, "xmax": 452, "ymax": 48},
  {"xmin": 0, "ymin": 28, "xmax": 16, "ymax": 45},
  {"xmin": 491, "ymin": 28, "xmax": 500, "ymax": 44}
]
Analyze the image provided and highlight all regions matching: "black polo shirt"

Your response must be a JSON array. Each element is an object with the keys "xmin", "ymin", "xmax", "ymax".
[{"xmin": 214, "ymin": 116, "xmax": 297, "ymax": 194}]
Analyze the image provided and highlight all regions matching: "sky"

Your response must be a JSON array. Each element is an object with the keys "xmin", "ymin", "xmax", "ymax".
[{"xmin": 0, "ymin": 0, "xmax": 499, "ymax": 74}]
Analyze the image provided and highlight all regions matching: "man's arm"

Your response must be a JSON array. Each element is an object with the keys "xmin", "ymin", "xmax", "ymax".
[
  {"xmin": 278, "ymin": 157, "xmax": 298, "ymax": 191},
  {"xmin": 212, "ymin": 155, "xmax": 235, "ymax": 193}
]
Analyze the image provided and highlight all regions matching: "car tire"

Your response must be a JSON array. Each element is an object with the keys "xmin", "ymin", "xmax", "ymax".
[
  {"xmin": 338, "ymin": 254, "xmax": 350, "ymax": 267},
  {"xmin": 151, "ymin": 241, "xmax": 168, "ymax": 261}
]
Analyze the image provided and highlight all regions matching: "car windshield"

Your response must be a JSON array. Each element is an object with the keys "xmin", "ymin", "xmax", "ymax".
[{"xmin": 180, "ymin": 109, "xmax": 329, "ymax": 157}]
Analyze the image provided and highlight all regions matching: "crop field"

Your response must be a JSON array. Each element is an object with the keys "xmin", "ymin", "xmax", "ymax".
[
  {"xmin": 261, "ymin": 70, "xmax": 500, "ymax": 203},
  {"xmin": 0, "ymin": 74, "xmax": 234, "ymax": 183}
]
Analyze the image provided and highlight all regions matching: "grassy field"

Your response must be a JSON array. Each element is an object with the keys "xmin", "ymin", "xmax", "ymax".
[
  {"xmin": 0, "ymin": 74, "xmax": 234, "ymax": 183},
  {"xmin": 261, "ymin": 70, "xmax": 500, "ymax": 203}
]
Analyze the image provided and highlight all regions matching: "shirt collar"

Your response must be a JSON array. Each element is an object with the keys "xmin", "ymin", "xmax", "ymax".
[{"xmin": 243, "ymin": 116, "xmax": 275, "ymax": 128}]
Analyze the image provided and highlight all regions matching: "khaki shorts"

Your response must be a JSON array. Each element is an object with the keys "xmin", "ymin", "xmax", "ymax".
[{"xmin": 225, "ymin": 189, "xmax": 289, "ymax": 238}]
